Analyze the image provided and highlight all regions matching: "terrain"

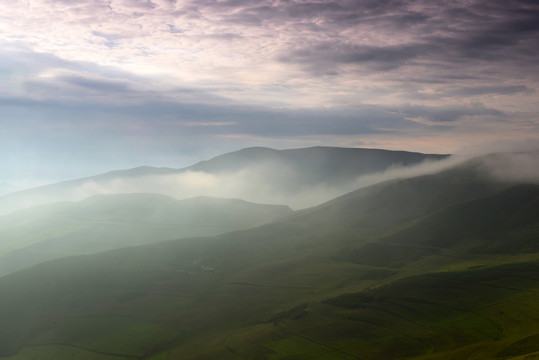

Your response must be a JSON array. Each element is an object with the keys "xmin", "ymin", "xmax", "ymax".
[{"xmin": 0, "ymin": 149, "xmax": 538, "ymax": 359}]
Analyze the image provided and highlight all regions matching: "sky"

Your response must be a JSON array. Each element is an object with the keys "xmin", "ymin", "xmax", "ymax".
[{"xmin": 1, "ymin": 0, "xmax": 539, "ymax": 192}]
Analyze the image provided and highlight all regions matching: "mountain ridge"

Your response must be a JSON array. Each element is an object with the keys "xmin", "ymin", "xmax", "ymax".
[{"xmin": 0, "ymin": 146, "xmax": 450, "ymax": 215}]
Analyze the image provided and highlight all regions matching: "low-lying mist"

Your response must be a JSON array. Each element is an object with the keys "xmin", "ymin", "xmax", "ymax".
[
  {"xmin": 477, "ymin": 150, "xmax": 539, "ymax": 184},
  {"xmin": 0, "ymin": 155, "xmax": 468, "ymax": 216},
  {"xmin": 6, "ymin": 148, "xmax": 537, "ymax": 217}
]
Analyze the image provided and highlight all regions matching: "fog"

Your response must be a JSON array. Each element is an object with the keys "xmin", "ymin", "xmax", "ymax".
[
  {"xmin": 78, "ymin": 156, "xmax": 472, "ymax": 209},
  {"xmin": 0, "ymin": 155, "xmax": 468, "ymax": 216},
  {"xmin": 8, "ymin": 146, "xmax": 539, "ymax": 217},
  {"xmin": 57, "ymin": 149, "xmax": 535, "ymax": 212},
  {"xmin": 478, "ymin": 150, "xmax": 539, "ymax": 184}
]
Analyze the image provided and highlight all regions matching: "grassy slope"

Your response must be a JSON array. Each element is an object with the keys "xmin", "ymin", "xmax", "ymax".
[
  {"xmin": 0, "ymin": 194, "xmax": 292, "ymax": 276},
  {"xmin": 342, "ymin": 184, "xmax": 539, "ymax": 268},
  {"xmin": 0, "ymin": 159, "xmax": 538, "ymax": 359}
]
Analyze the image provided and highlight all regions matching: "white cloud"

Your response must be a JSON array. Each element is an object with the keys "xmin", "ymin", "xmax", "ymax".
[{"xmin": 478, "ymin": 150, "xmax": 539, "ymax": 185}]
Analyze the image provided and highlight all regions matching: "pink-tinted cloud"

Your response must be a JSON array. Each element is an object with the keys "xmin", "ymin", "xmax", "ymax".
[{"xmin": 1, "ymin": 0, "xmax": 539, "ymax": 186}]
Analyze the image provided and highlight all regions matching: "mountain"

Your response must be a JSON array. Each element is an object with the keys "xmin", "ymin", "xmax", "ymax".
[
  {"xmin": 0, "ymin": 193, "xmax": 292, "ymax": 276},
  {"xmin": 0, "ymin": 146, "xmax": 449, "ymax": 215},
  {"xmin": 0, "ymin": 150, "xmax": 537, "ymax": 359},
  {"xmin": 189, "ymin": 146, "xmax": 447, "ymax": 182}
]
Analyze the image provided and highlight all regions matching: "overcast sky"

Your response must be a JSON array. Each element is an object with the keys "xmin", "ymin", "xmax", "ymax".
[{"xmin": 1, "ymin": 0, "xmax": 539, "ymax": 191}]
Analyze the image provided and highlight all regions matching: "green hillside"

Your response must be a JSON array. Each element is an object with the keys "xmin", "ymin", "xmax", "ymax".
[
  {"xmin": 342, "ymin": 184, "xmax": 539, "ymax": 267},
  {"xmin": 0, "ymin": 194, "xmax": 292, "ymax": 276},
  {"xmin": 0, "ymin": 153, "xmax": 538, "ymax": 360}
]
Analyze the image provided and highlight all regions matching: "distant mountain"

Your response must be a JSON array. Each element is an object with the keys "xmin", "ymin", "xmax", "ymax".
[
  {"xmin": 190, "ymin": 146, "xmax": 448, "ymax": 181},
  {"xmin": 0, "ymin": 146, "xmax": 449, "ymax": 214},
  {"xmin": 0, "ymin": 150, "xmax": 537, "ymax": 359},
  {"xmin": 0, "ymin": 193, "xmax": 292, "ymax": 276}
]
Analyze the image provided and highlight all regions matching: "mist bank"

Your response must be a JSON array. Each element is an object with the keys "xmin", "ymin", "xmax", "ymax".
[
  {"xmin": 1, "ymin": 147, "xmax": 538, "ymax": 216},
  {"xmin": 0, "ymin": 147, "xmax": 449, "ymax": 215},
  {"xmin": 62, "ymin": 156, "xmax": 466, "ymax": 209},
  {"xmin": 476, "ymin": 150, "xmax": 539, "ymax": 184}
]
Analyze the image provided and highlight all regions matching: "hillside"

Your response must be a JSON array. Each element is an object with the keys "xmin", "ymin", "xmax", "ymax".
[
  {"xmin": 0, "ymin": 147, "xmax": 449, "ymax": 215},
  {"xmin": 0, "ymin": 151, "xmax": 538, "ymax": 359},
  {"xmin": 0, "ymin": 194, "xmax": 292, "ymax": 276}
]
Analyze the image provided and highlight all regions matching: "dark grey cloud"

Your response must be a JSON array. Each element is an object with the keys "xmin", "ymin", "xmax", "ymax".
[
  {"xmin": 60, "ymin": 75, "xmax": 133, "ymax": 93},
  {"xmin": 23, "ymin": 76, "xmax": 136, "ymax": 101},
  {"xmin": 447, "ymin": 85, "xmax": 535, "ymax": 97},
  {"xmin": 279, "ymin": 41, "xmax": 432, "ymax": 74},
  {"xmin": 5, "ymin": 77, "xmax": 476, "ymax": 152},
  {"xmin": 393, "ymin": 104, "xmax": 505, "ymax": 123},
  {"xmin": 242, "ymin": 0, "xmax": 539, "ymax": 79},
  {"xmin": 190, "ymin": 0, "xmax": 431, "ymax": 34},
  {"xmin": 218, "ymin": 106, "xmax": 418, "ymax": 137}
]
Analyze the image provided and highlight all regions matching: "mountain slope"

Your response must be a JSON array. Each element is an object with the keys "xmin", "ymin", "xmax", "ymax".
[
  {"xmin": 341, "ymin": 183, "xmax": 539, "ymax": 268},
  {"xmin": 0, "ymin": 193, "xmax": 292, "ymax": 276},
  {"xmin": 0, "ymin": 152, "xmax": 537, "ymax": 359},
  {"xmin": 317, "ymin": 261, "xmax": 539, "ymax": 360},
  {"xmin": 0, "ymin": 147, "xmax": 449, "ymax": 214}
]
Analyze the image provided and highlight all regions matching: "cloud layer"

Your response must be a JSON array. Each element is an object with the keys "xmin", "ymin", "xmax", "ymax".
[{"xmin": 1, "ymin": 0, "xmax": 539, "ymax": 187}]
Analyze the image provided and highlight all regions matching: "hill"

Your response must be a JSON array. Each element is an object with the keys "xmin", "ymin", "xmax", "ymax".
[
  {"xmin": 0, "ymin": 151, "xmax": 537, "ymax": 359},
  {"xmin": 0, "ymin": 194, "xmax": 292, "ymax": 276},
  {"xmin": 190, "ymin": 146, "xmax": 448, "ymax": 183},
  {"xmin": 0, "ymin": 147, "xmax": 449, "ymax": 214}
]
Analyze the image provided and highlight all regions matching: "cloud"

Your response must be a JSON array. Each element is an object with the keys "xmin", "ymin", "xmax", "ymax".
[
  {"xmin": 0, "ymin": 42, "xmax": 521, "ymax": 184},
  {"xmin": 273, "ymin": 0, "xmax": 539, "ymax": 79},
  {"xmin": 1, "ymin": 0, "xmax": 539, "ymax": 186},
  {"xmin": 394, "ymin": 104, "xmax": 505, "ymax": 123},
  {"xmin": 478, "ymin": 150, "xmax": 539, "ymax": 184},
  {"xmin": 279, "ymin": 42, "xmax": 429, "ymax": 74},
  {"xmin": 446, "ymin": 85, "xmax": 535, "ymax": 97},
  {"xmin": 0, "ymin": 48, "xmax": 427, "ymax": 139},
  {"xmin": 61, "ymin": 75, "xmax": 133, "ymax": 93},
  {"xmin": 2, "ymin": 0, "xmax": 539, "ymax": 103},
  {"xmin": 404, "ymin": 85, "xmax": 535, "ymax": 100}
]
